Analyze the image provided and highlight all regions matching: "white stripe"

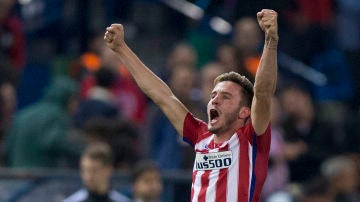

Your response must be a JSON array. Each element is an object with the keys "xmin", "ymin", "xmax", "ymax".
[
  {"xmin": 205, "ymin": 148, "xmax": 220, "ymax": 202},
  {"xmin": 227, "ymin": 134, "xmax": 240, "ymax": 202},
  {"xmin": 192, "ymin": 170, "xmax": 204, "ymax": 202},
  {"xmin": 192, "ymin": 135, "xmax": 213, "ymax": 202},
  {"xmin": 248, "ymin": 141, "xmax": 254, "ymax": 201},
  {"xmin": 206, "ymin": 169, "xmax": 219, "ymax": 202}
]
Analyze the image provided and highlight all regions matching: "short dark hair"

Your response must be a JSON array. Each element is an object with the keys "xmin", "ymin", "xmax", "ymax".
[
  {"xmin": 214, "ymin": 71, "xmax": 254, "ymax": 107},
  {"xmin": 82, "ymin": 142, "xmax": 114, "ymax": 166},
  {"xmin": 131, "ymin": 160, "xmax": 160, "ymax": 183}
]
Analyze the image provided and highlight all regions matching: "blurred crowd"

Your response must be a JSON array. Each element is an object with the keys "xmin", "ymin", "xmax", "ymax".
[{"xmin": 0, "ymin": 0, "xmax": 360, "ymax": 201}]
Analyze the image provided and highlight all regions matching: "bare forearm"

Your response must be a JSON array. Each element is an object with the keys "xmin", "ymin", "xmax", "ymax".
[
  {"xmin": 251, "ymin": 38, "xmax": 278, "ymax": 134},
  {"xmin": 254, "ymin": 39, "xmax": 278, "ymax": 97},
  {"xmin": 114, "ymin": 44, "xmax": 173, "ymax": 105},
  {"xmin": 252, "ymin": 9, "xmax": 278, "ymax": 135},
  {"xmin": 104, "ymin": 24, "xmax": 188, "ymax": 135}
]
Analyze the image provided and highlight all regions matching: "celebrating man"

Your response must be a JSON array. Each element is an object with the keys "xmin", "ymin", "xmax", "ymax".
[{"xmin": 104, "ymin": 9, "xmax": 278, "ymax": 202}]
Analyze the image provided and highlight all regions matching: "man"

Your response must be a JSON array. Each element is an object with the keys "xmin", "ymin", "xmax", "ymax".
[
  {"xmin": 4, "ymin": 76, "xmax": 80, "ymax": 168},
  {"xmin": 104, "ymin": 9, "xmax": 278, "ymax": 202},
  {"xmin": 64, "ymin": 143, "xmax": 130, "ymax": 202},
  {"xmin": 131, "ymin": 160, "xmax": 163, "ymax": 202}
]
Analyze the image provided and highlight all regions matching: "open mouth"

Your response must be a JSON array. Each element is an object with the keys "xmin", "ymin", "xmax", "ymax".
[{"xmin": 210, "ymin": 109, "xmax": 219, "ymax": 123}]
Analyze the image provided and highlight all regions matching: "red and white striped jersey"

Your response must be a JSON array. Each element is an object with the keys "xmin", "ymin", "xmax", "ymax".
[{"xmin": 182, "ymin": 113, "xmax": 271, "ymax": 202}]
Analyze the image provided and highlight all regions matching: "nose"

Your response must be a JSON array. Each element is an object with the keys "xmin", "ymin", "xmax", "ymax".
[{"xmin": 211, "ymin": 95, "xmax": 219, "ymax": 105}]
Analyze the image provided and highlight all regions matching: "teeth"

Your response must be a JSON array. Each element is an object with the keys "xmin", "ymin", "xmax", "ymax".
[{"xmin": 210, "ymin": 119, "xmax": 217, "ymax": 124}]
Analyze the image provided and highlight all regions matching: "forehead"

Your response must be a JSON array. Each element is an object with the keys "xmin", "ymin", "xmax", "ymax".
[
  {"xmin": 139, "ymin": 170, "xmax": 161, "ymax": 180},
  {"xmin": 81, "ymin": 156, "xmax": 104, "ymax": 168},
  {"xmin": 212, "ymin": 81, "xmax": 242, "ymax": 95}
]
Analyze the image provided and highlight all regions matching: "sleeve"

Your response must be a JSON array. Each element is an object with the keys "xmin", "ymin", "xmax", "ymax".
[
  {"xmin": 247, "ymin": 119, "xmax": 271, "ymax": 153},
  {"xmin": 41, "ymin": 116, "xmax": 81, "ymax": 159},
  {"xmin": 255, "ymin": 122, "xmax": 271, "ymax": 153},
  {"xmin": 182, "ymin": 112, "xmax": 208, "ymax": 148}
]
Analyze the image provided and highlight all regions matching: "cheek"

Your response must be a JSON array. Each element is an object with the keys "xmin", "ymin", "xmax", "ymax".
[{"xmin": 81, "ymin": 171, "xmax": 94, "ymax": 183}]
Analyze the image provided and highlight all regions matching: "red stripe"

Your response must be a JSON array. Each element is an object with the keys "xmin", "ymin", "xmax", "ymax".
[
  {"xmin": 198, "ymin": 171, "xmax": 211, "ymax": 202},
  {"xmin": 252, "ymin": 144, "xmax": 269, "ymax": 202},
  {"xmin": 191, "ymin": 171, "xmax": 197, "ymax": 201},
  {"xmin": 215, "ymin": 144, "xmax": 229, "ymax": 202},
  {"xmin": 238, "ymin": 136, "xmax": 250, "ymax": 201}
]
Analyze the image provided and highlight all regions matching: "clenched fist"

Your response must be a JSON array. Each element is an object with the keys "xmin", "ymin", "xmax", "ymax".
[
  {"xmin": 104, "ymin": 24, "xmax": 125, "ymax": 53},
  {"xmin": 257, "ymin": 9, "xmax": 278, "ymax": 42}
]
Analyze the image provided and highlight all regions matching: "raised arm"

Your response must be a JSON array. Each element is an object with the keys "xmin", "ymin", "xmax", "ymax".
[
  {"xmin": 104, "ymin": 24, "xmax": 189, "ymax": 136},
  {"xmin": 251, "ymin": 9, "xmax": 278, "ymax": 135}
]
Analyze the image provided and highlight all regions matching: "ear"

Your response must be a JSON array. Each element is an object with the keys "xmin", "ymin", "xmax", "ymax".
[{"xmin": 238, "ymin": 106, "xmax": 251, "ymax": 119}]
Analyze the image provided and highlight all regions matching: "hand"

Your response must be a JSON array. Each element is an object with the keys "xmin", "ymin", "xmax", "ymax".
[
  {"xmin": 257, "ymin": 9, "xmax": 279, "ymax": 41},
  {"xmin": 104, "ymin": 24, "xmax": 125, "ymax": 53}
]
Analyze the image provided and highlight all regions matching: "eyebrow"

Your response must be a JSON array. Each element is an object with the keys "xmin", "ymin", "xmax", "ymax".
[{"xmin": 211, "ymin": 91, "xmax": 233, "ymax": 97}]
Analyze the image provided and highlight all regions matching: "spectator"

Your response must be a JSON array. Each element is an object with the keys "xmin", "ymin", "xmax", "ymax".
[
  {"xmin": 4, "ymin": 76, "xmax": 80, "ymax": 168},
  {"xmin": 75, "ymin": 67, "xmax": 119, "ymax": 128},
  {"xmin": 215, "ymin": 44, "xmax": 239, "ymax": 72},
  {"xmin": 161, "ymin": 42, "xmax": 198, "ymax": 81},
  {"xmin": 83, "ymin": 117, "xmax": 139, "ymax": 170},
  {"xmin": 166, "ymin": 43, "xmax": 197, "ymax": 70},
  {"xmin": 301, "ymin": 177, "xmax": 332, "ymax": 202},
  {"xmin": 320, "ymin": 155, "xmax": 360, "ymax": 202},
  {"xmin": 279, "ymin": 85, "xmax": 345, "ymax": 183},
  {"xmin": 64, "ymin": 142, "xmax": 130, "ymax": 202},
  {"xmin": 131, "ymin": 160, "xmax": 163, "ymax": 202}
]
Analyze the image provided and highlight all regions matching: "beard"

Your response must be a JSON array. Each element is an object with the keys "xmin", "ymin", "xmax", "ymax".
[{"xmin": 208, "ymin": 105, "xmax": 241, "ymax": 134}]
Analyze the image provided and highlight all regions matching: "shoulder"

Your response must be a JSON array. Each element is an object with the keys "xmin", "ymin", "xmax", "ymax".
[
  {"xmin": 236, "ymin": 120, "xmax": 255, "ymax": 137},
  {"xmin": 63, "ymin": 189, "xmax": 88, "ymax": 202},
  {"xmin": 237, "ymin": 119, "xmax": 271, "ymax": 141},
  {"xmin": 183, "ymin": 112, "xmax": 209, "ymax": 146},
  {"xmin": 109, "ymin": 189, "xmax": 131, "ymax": 202},
  {"xmin": 183, "ymin": 112, "xmax": 207, "ymax": 131}
]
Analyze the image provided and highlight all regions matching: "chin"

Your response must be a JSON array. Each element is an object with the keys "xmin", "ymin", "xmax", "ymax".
[{"xmin": 208, "ymin": 125, "xmax": 219, "ymax": 133}]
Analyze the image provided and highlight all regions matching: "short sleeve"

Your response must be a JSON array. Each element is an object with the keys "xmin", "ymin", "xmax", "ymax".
[
  {"xmin": 242, "ymin": 119, "xmax": 271, "ymax": 153},
  {"xmin": 254, "ymin": 122, "xmax": 271, "ymax": 153},
  {"xmin": 182, "ymin": 113, "xmax": 208, "ymax": 147}
]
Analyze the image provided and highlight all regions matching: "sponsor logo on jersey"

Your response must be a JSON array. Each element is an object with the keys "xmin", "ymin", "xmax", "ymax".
[{"xmin": 195, "ymin": 151, "xmax": 232, "ymax": 170}]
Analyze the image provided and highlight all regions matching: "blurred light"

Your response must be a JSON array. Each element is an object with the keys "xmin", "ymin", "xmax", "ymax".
[
  {"xmin": 278, "ymin": 52, "xmax": 328, "ymax": 86},
  {"xmin": 209, "ymin": 17, "xmax": 232, "ymax": 35},
  {"xmin": 162, "ymin": 0, "xmax": 204, "ymax": 20},
  {"xmin": 18, "ymin": 0, "xmax": 32, "ymax": 5},
  {"xmin": 266, "ymin": 191, "xmax": 293, "ymax": 202}
]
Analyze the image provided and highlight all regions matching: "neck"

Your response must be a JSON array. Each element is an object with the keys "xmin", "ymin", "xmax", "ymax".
[
  {"xmin": 93, "ymin": 183, "xmax": 110, "ymax": 195},
  {"xmin": 213, "ymin": 121, "xmax": 245, "ymax": 143},
  {"xmin": 214, "ymin": 133, "xmax": 233, "ymax": 144}
]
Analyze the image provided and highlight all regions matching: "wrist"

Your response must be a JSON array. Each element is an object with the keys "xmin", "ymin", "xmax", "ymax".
[
  {"xmin": 264, "ymin": 37, "xmax": 278, "ymax": 49},
  {"xmin": 114, "ymin": 43, "xmax": 127, "ymax": 54}
]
